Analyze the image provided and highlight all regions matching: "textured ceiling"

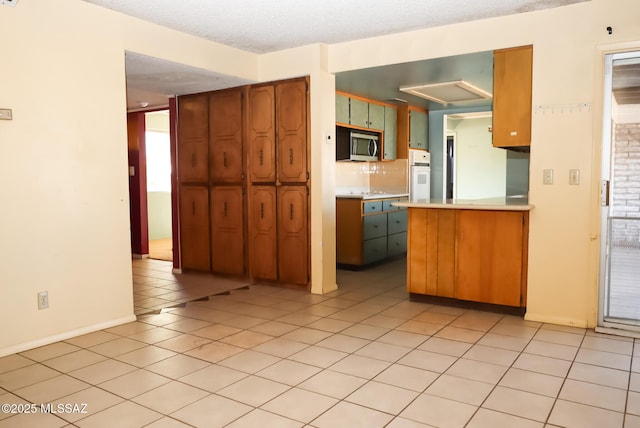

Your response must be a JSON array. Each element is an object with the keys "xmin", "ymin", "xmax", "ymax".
[{"xmin": 79, "ymin": 0, "xmax": 589, "ymax": 110}]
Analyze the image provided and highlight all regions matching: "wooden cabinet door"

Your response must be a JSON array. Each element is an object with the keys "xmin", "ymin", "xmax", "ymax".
[
  {"xmin": 177, "ymin": 94, "xmax": 209, "ymax": 183},
  {"xmin": 455, "ymin": 210, "xmax": 524, "ymax": 306},
  {"xmin": 407, "ymin": 209, "xmax": 454, "ymax": 297},
  {"xmin": 179, "ymin": 185, "xmax": 210, "ymax": 271},
  {"xmin": 248, "ymin": 186, "xmax": 278, "ymax": 280},
  {"xmin": 209, "ymin": 89, "xmax": 243, "ymax": 183},
  {"xmin": 335, "ymin": 93, "xmax": 350, "ymax": 125},
  {"xmin": 248, "ymin": 85, "xmax": 276, "ymax": 183},
  {"xmin": 368, "ymin": 103, "xmax": 385, "ymax": 130},
  {"xmin": 277, "ymin": 185, "xmax": 309, "ymax": 285},
  {"xmin": 349, "ymin": 98, "xmax": 369, "ymax": 128},
  {"xmin": 383, "ymin": 106, "xmax": 397, "ymax": 160},
  {"xmin": 276, "ymin": 80, "xmax": 308, "ymax": 183},
  {"xmin": 210, "ymin": 186, "xmax": 244, "ymax": 276},
  {"xmin": 493, "ymin": 45, "xmax": 532, "ymax": 148},
  {"xmin": 409, "ymin": 110, "xmax": 428, "ymax": 150}
]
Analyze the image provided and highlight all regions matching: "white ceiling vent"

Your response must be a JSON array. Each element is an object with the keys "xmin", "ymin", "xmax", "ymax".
[
  {"xmin": 399, "ymin": 80, "xmax": 492, "ymax": 106},
  {"xmin": 1, "ymin": 0, "xmax": 18, "ymax": 6}
]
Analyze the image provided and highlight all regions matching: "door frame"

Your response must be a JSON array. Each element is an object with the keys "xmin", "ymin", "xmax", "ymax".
[{"xmin": 595, "ymin": 42, "xmax": 640, "ymax": 335}]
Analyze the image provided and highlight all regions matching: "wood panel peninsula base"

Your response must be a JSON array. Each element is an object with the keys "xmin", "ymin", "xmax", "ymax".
[{"xmin": 393, "ymin": 198, "xmax": 535, "ymax": 312}]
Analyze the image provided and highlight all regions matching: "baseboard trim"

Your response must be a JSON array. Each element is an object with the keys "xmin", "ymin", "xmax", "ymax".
[
  {"xmin": 0, "ymin": 314, "xmax": 137, "ymax": 358},
  {"xmin": 132, "ymin": 253, "xmax": 150, "ymax": 259},
  {"xmin": 524, "ymin": 312, "xmax": 590, "ymax": 329}
]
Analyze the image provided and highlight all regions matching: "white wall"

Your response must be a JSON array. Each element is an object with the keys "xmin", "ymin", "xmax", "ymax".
[
  {"xmin": 450, "ymin": 117, "xmax": 506, "ymax": 199},
  {"xmin": 0, "ymin": 0, "xmax": 261, "ymax": 356}
]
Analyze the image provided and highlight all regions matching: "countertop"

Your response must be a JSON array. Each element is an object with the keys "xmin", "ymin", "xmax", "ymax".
[
  {"xmin": 336, "ymin": 192, "xmax": 409, "ymax": 200},
  {"xmin": 393, "ymin": 196, "xmax": 534, "ymax": 211}
]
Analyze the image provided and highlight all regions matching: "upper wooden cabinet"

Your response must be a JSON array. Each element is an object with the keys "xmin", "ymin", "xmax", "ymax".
[
  {"xmin": 209, "ymin": 89, "xmax": 244, "ymax": 183},
  {"xmin": 248, "ymin": 85, "xmax": 276, "ymax": 183},
  {"xmin": 276, "ymin": 80, "xmax": 308, "ymax": 183},
  {"xmin": 493, "ymin": 45, "xmax": 533, "ymax": 148},
  {"xmin": 177, "ymin": 94, "xmax": 209, "ymax": 183}
]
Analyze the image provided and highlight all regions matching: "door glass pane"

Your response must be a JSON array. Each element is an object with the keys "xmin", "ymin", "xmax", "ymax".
[{"xmin": 603, "ymin": 52, "xmax": 640, "ymax": 324}]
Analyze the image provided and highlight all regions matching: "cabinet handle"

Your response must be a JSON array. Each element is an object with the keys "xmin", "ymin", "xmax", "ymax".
[
  {"xmin": 191, "ymin": 153, "xmax": 197, "ymax": 167},
  {"xmin": 223, "ymin": 201, "xmax": 227, "ymax": 217},
  {"xmin": 259, "ymin": 148, "xmax": 263, "ymax": 165},
  {"xmin": 289, "ymin": 148, "xmax": 293, "ymax": 165},
  {"xmin": 192, "ymin": 201, "xmax": 196, "ymax": 216},
  {"xmin": 223, "ymin": 152, "xmax": 228, "ymax": 168},
  {"xmin": 290, "ymin": 203, "xmax": 294, "ymax": 220},
  {"xmin": 260, "ymin": 202, "xmax": 264, "ymax": 219}
]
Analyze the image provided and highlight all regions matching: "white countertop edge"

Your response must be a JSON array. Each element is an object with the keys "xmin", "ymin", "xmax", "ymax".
[
  {"xmin": 393, "ymin": 199, "xmax": 535, "ymax": 211},
  {"xmin": 336, "ymin": 193, "xmax": 410, "ymax": 200}
]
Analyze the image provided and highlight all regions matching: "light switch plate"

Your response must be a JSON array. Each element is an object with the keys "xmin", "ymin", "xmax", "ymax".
[
  {"xmin": 569, "ymin": 169, "xmax": 580, "ymax": 185},
  {"xmin": 543, "ymin": 169, "xmax": 554, "ymax": 185},
  {"xmin": 0, "ymin": 109, "xmax": 12, "ymax": 120}
]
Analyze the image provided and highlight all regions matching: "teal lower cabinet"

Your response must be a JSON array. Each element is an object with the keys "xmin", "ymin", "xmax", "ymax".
[{"xmin": 337, "ymin": 196, "xmax": 408, "ymax": 267}]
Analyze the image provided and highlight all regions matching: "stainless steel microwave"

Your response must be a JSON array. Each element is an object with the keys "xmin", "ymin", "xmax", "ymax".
[{"xmin": 336, "ymin": 127, "xmax": 379, "ymax": 162}]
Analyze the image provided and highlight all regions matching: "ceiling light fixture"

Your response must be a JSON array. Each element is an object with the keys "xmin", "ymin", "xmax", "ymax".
[{"xmin": 399, "ymin": 80, "xmax": 492, "ymax": 106}]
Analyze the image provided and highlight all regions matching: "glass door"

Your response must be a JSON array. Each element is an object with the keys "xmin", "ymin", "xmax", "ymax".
[{"xmin": 599, "ymin": 51, "xmax": 640, "ymax": 330}]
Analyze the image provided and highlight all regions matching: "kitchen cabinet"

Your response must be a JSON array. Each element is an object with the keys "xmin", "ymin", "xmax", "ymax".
[
  {"xmin": 209, "ymin": 89, "xmax": 244, "ymax": 183},
  {"xmin": 210, "ymin": 186, "xmax": 244, "ymax": 276},
  {"xmin": 455, "ymin": 210, "xmax": 528, "ymax": 306},
  {"xmin": 248, "ymin": 84, "xmax": 276, "ymax": 183},
  {"xmin": 493, "ymin": 45, "xmax": 533, "ymax": 148},
  {"xmin": 335, "ymin": 91, "xmax": 398, "ymax": 160},
  {"xmin": 405, "ymin": 207, "xmax": 529, "ymax": 308},
  {"xmin": 336, "ymin": 93, "xmax": 350, "ymax": 124},
  {"xmin": 409, "ymin": 109, "xmax": 428, "ymax": 150},
  {"xmin": 177, "ymin": 94, "xmax": 209, "ymax": 183},
  {"xmin": 179, "ymin": 185, "xmax": 210, "ymax": 271},
  {"xmin": 395, "ymin": 105, "xmax": 429, "ymax": 158},
  {"xmin": 383, "ymin": 107, "xmax": 397, "ymax": 160},
  {"xmin": 407, "ymin": 209, "xmax": 455, "ymax": 297},
  {"xmin": 336, "ymin": 197, "xmax": 408, "ymax": 266},
  {"xmin": 350, "ymin": 98, "xmax": 385, "ymax": 130},
  {"xmin": 276, "ymin": 80, "xmax": 308, "ymax": 183}
]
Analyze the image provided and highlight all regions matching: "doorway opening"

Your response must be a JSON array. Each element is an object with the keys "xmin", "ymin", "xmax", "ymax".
[
  {"xmin": 145, "ymin": 110, "xmax": 173, "ymax": 261},
  {"xmin": 598, "ymin": 50, "xmax": 640, "ymax": 332}
]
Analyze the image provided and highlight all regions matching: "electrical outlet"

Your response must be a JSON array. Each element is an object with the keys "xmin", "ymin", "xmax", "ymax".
[
  {"xmin": 38, "ymin": 291, "xmax": 49, "ymax": 310},
  {"xmin": 543, "ymin": 169, "xmax": 554, "ymax": 185},
  {"xmin": 569, "ymin": 169, "xmax": 580, "ymax": 185}
]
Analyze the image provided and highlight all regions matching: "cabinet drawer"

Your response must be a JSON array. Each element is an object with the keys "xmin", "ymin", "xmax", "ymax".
[
  {"xmin": 363, "ymin": 213, "xmax": 387, "ymax": 239},
  {"xmin": 388, "ymin": 210, "xmax": 408, "ymax": 235},
  {"xmin": 363, "ymin": 201, "xmax": 383, "ymax": 214},
  {"xmin": 383, "ymin": 200, "xmax": 398, "ymax": 212},
  {"xmin": 363, "ymin": 236, "xmax": 387, "ymax": 264},
  {"xmin": 387, "ymin": 232, "xmax": 407, "ymax": 257}
]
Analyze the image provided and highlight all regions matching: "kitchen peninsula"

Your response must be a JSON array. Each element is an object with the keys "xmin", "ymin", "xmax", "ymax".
[{"xmin": 394, "ymin": 197, "xmax": 534, "ymax": 310}]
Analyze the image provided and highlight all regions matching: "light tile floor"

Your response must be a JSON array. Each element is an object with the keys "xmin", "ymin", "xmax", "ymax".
[{"xmin": 2, "ymin": 258, "xmax": 640, "ymax": 427}]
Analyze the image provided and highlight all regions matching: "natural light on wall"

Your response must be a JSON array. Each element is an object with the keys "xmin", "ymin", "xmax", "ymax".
[{"xmin": 145, "ymin": 131, "xmax": 171, "ymax": 192}]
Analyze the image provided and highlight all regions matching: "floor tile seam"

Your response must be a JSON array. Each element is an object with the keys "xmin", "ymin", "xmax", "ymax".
[
  {"xmin": 623, "ymin": 341, "xmax": 638, "ymax": 422},
  {"xmin": 5, "ymin": 377, "xmax": 95, "ymax": 409},
  {"xmin": 458, "ymin": 319, "xmax": 548, "ymax": 425},
  {"xmin": 565, "ymin": 370, "xmax": 632, "ymax": 391}
]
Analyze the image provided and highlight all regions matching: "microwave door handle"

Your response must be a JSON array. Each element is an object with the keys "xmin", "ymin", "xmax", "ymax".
[{"xmin": 369, "ymin": 139, "xmax": 378, "ymax": 157}]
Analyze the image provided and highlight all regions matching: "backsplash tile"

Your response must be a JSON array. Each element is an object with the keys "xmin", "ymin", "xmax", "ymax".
[{"xmin": 336, "ymin": 160, "xmax": 408, "ymax": 195}]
